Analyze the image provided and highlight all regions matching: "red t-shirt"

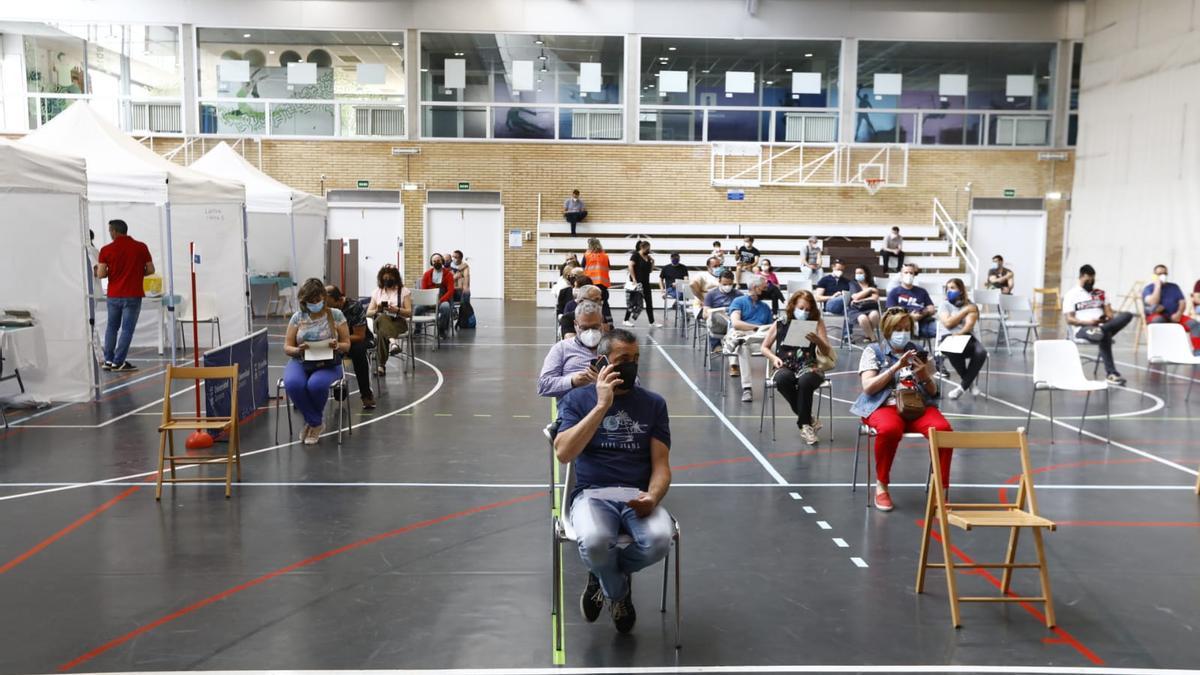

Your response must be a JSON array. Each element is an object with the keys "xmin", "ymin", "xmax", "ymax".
[{"xmin": 98, "ymin": 236, "xmax": 152, "ymax": 298}]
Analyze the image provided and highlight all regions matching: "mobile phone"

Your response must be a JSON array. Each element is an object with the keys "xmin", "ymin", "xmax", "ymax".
[
  {"xmin": 915, "ymin": 350, "xmax": 929, "ymax": 362},
  {"xmin": 591, "ymin": 355, "xmax": 609, "ymax": 371},
  {"xmin": 379, "ymin": 301, "xmax": 389, "ymax": 308}
]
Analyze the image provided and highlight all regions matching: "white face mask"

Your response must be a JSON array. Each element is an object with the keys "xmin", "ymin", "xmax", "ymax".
[
  {"xmin": 1159, "ymin": 273, "xmax": 1169, "ymax": 283},
  {"xmin": 792, "ymin": 308, "xmax": 809, "ymax": 321},
  {"xmin": 719, "ymin": 284, "xmax": 734, "ymax": 294},
  {"xmin": 832, "ymin": 269, "xmax": 843, "ymax": 278},
  {"xmin": 577, "ymin": 328, "xmax": 602, "ymax": 348},
  {"xmin": 901, "ymin": 273, "xmax": 915, "ymax": 286},
  {"xmin": 889, "ymin": 330, "xmax": 911, "ymax": 349}
]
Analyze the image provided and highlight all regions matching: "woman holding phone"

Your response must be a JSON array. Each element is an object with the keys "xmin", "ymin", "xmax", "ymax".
[
  {"xmin": 760, "ymin": 290, "xmax": 834, "ymax": 446},
  {"xmin": 366, "ymin": 264, "xmax": 412, "ymax": 375},
  {"xmin": 283, "ymin": 278, "xmax": 352, "ymax": 445}
]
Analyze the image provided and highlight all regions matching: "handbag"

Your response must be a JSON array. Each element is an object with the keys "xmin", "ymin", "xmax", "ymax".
[
  {"xmin": 814, "ymin": 347, "xmax": 837, "ymax": 373},
  {"xmin": 894, "ymin": 382, "xmax": 926, "ymax": 421}
]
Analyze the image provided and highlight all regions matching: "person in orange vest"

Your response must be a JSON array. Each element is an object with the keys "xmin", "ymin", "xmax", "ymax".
[{"xmin": 583, "ymin": 238, "xmax": 613, "ymax": 322}]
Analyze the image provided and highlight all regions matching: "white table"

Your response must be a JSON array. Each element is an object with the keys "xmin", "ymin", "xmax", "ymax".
[{"xmin": 0, "ymin": 324, "xmax": 46, "ymax": 390}]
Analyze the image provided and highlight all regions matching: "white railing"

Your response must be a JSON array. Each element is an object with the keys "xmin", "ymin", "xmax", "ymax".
[
  {"xmin": 711, "ymin": 142, "xmax": 909, "ymax": 189},
  {"xmin": 933, "ymin": 197, "xmax": 979, "ymax": 287}
]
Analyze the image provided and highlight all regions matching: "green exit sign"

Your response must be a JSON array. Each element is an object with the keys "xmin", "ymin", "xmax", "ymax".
[
  {"xmin": 1003, "ymin": 188, "xmax": 1016, "ymax": 197},
  {"xmin": 458, "ymin": 181, "xmax": 470, "ymax": 190},
  {"xmin": 357, "ymin": 180, "xmax": 370, "ymax": 189}
]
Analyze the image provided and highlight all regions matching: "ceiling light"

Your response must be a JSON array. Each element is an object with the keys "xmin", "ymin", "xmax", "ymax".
[
  {"xmin": 243, "ymin": 33, "xmax": 252, "ymax": 38},
  {"xmin": 668, "ymin": 46, "xmax": 677, "ymax": 51},
  {"xmin": 420, "ymin": 68, "xmax": 428, "ymax": 72},
  {"xmin": 785, "ymin": 67, "xmax": 792, "ymax": 72},
  {"xmin": 391, "ymin": 42, "xmax": 400, "ymax": 47},
  {"xmin": 804, "ymin": 53, "xmax": 813, "ymax": 57},
  {"xmin": 701, "ymin": 69, "xmax": 710, "ymax": 74},
  {"xmin": 454, "ymin": 52, "xmax": 464, "ymax": 56},
  {"xmin": 1045, "ymin": 191, "xmax": 1063, "ymax": 200},
  {"xmin": 541, "ymin": 63, "xmax": 547, "ymax": 72},
  {"xmin": 539, "ymin": 54, "xmax": 547, "ymax": 61},
  {"xmin": 534, "ymin": 39, "xmax": 544, "ymax": 45},
  {"xmin": 766, "ymin": 80, "xmax": 774, "ymax": 85},
  {"xmin": 268, "ymin": 50, "xmax": 276, "ymax": 55}
]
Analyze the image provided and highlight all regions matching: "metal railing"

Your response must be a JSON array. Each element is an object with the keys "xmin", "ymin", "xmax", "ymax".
[
  {"xmin": 638, "ymin": 104, "xmax": 837, "ymax": 144},
  {"xmin": 25, "ymin": 93, "xmax": 185, "ymax": 134},
  {"xmin": 933, "ymin": 197, "xmax": 979, "ymax": 286}
]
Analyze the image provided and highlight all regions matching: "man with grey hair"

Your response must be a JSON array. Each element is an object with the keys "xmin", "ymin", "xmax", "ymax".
[
  {"xmin": 554, "ymin": 328, "xmax": 672, "ymax": 634},
  {"xmin": 561, "ymin": 284, "xmax": 608, "ymax": 338},
  {"xmin": 724, "ymin": 275, "xmax": 774, "ymax": 402},
  {"xmin": 539, "ymin": 299, "xmax": 606, "ymax": 398}
]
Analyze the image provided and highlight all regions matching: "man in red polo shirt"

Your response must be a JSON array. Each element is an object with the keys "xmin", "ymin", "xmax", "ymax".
[{"xmin": 96, "ymin": 219, "xmax": 154, "ymax": 371}]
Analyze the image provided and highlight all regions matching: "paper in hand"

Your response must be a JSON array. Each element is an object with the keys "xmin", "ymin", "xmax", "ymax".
[
  {"xmin": 582, "ymin": 487, "xmax": 641, "ymax": 503},
  {"xmin": 938, "ymin": 335, "xmax": 971, "ymax": 354},
  {"xmin": 782, "ymin": 320, "xmax": 819, "ymax": 348},
  {"xmin": 304, "ymin": 344, "xmax": 334, "ymax": 361}
]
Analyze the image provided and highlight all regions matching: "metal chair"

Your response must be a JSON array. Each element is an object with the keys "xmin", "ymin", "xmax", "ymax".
[
  {"xmin": 1025, "ymin": 340, "xmax": 1110, "ymax": 443},
  {"xmin": 999, "ymin": 294, "xmax": 1039, "ymax": 355},
  {"xmin": 852, "ymin": 424, "xmax": 931, "ymax": 507},
  {"xmin": 409, "ymin": 288, "xmax": 442, "ymax": 350},
  {"xmin": 176, "ymin": 292, "xmax": 223, "ymax": 350},
  {"xmin": 1146, "ymin": 322, "xmax": 1200, "ymax": 403},
  {"xmin": 274, "ymin": 367, "xmax": 354, "ymax": 445},
  {"xmin": 973, "ymin": 288, "xmax": 1009, "ymax": 352},
  {"xmin": 544, "ymin": 425, "xmax": 681, "ymax": 652},
  {"xmin": 760, "ymin": 360, "xmax": 834, "ymax": 443},
  {"xmin": 934, "ymin": 334, "xmax": 991, "ymax": 398},
  {"xmin": 670, "ymin": 280, "xmax": 691, "ymax": 336}
]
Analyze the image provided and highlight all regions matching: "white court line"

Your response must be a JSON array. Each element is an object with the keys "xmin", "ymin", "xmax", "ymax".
[
  {"xmin": 788, "ymin": 492, "xmax": 803, "ymax": 500},
  {"xmin": 816, "ymin": 520, "xmax": 832, "ymax": 530},
  {"xmin": 16, "ymin": 384, "xmax": 199, "ymax": 429},
  {"xmin": 0, "ymin": 357, "xmax": 445, "ymax": 503},
  {"xmin": 59, "ymin": 667, "xmax": 1200, "ymax": 675},
  {"xmin": 850, "ymin": 557, "xmax": 869, "ymax": 568},
  {"xmin": 649, "ymin": 336, "xmax": 787, "ymax": 484},
  {"xmin": 3, "ymin": 367, "xmax": 169, "ymax": 428},
  {"xmin": 0, "ymin": 482, "xmax": 1189, "ymax": 491},
  {"xmin": 1115, "ymin": 357, "xmax": 1200, "ymax": 384},
  {"xmin": 832, "ymin": 538, "xmax": 849, "ymax": 548},
  {"xmin": 802, "ymin": 505, "xmax": 816, "ymax": 514}
]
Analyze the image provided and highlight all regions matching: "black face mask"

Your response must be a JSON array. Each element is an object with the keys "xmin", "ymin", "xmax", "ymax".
[
  {"xmin": 433, "ymin": 262, "xmax": 443, "ymax": 270},
  {"xmin": 384, "ymin": 278, "xmax": 397, "ymax": 287},
  {"xmin": 613, "ymin": 361, "xmax": 638, "ymax": 391},
  {"xmin": 1083, "ymin": 280, "xmax": 1095, "ymax": 292}
]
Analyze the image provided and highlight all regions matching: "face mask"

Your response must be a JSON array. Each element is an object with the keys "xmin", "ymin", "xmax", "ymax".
[
  {"xmin": 901, "ymin": 273, "xmax": 915, "ymax": 286},
  {"xmin": 719, "ymin": 284, "xmax": 734, "ymax": 294},
  {"xmin": 305, "ymin": 300, "xmax": 324, "ymax": 313},
  {"xmin": 889, "ymin": 330, "xmax": 911, "ymax": 349},
  {"xmin": 993, "ymin": 261, "xmax": 1001, "ymax": 268},
  {"xmin": 792, "ymin": 308, "xmax": 809, "ymax": 321},
  {"xmin": 946, "ymin": 289, "xmax": 962, "ymax": 303},
  {"xmin": 761, "ymin": 264, "xmax": 771, "ymax": 271},
  {"xmin": 854, "ymin": 273, "xmax": 866, "ymax": 283},
  {"xmin": 384, "ymin": 278, "xmax": 397, "ymax": 287},
  {"xmin": 1159, "ymin": 274, "xmax": 1168, "ymax": 283},
  {"xmin": 832, "ymin": 269, "xmax": 843, "ymax": 278},
  {"xmin": 1082, "ymin": 280, "xmax": 1095, "ymax": 292},
  {"xmin": 712, "ymin": 266, "xmax": 726, "ymax": 278},
  {"xmin": 432, "ymin": 261, "xmax": 443, "ymax": 270},
  {"xmin": 613, "ymin": 361, "xmax": 639, "ymax": 391},
  {"xmin": 577, "ymin": 329, "xmax": 602, "ymax": 349}
]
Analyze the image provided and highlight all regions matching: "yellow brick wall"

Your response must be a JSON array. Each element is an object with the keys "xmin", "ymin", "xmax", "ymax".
[{"xmin": 146, "ymin": 137, "xmax": 1074, "ymax": 301}]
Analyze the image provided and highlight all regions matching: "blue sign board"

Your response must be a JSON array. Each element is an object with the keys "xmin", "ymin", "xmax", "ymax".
[
  {"xmin": 726, "ymin": 189, "xmax": 745, "ymax": 201},
  {"xmin": 203, "ymin": 328, "xmax": 270, "ymax": 433}
]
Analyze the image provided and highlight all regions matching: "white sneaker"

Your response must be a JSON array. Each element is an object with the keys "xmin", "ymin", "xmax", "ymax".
[
  {"xmin": 947, "ymin": 387, "xmax": 965, "ymax": 400},
  {"xmin": 303, "ymin": 424, "xmax": 323, "ymax": 445},
  {"xmin": 653, "ymin": 323, "xmax": 664, "ymax": 328},
  {"xmin": 622, "ymin": 320, "xmax": 634, "ymax": 327},
  {"xmin": 799, "ymin": 424, "xmax": 818, "ymax": 445},
  {"xmin": 970, "ymin": 385, "xmax": 984, "ymax": 397}
]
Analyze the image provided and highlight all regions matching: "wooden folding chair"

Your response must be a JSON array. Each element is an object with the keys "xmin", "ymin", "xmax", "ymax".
[
  {"xmin": 916, "ymin": 428, "xmax": 1057, "ymax": 629},
  {"xmin": 156, "ymin": 365, "xmax": 242, "ymax": 500}
]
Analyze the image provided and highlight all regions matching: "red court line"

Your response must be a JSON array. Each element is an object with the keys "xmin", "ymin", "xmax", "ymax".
[
  {"xmin": 0, "ymin": 485, "xmax": 142, "ymax": 576},
  {"xmin": 916, "ymin": 519, "xmax": 1104, "ymax": 666},
  {"xmin": 58, "ymin": 491, "xmax": 543, "ymax": 672}
]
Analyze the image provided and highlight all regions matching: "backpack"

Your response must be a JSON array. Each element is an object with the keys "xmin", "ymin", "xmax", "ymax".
[{"xmin": 456, "ymin": 299, "xmax": 477, "ymax": 329}]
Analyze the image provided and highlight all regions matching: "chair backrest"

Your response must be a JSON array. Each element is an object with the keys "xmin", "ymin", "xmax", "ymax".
[
  {"xmin": 786, "ymin": 278, "xmax": 812, "ymax": 295},
  {"xmin": 673, "ymin": 279, "xmax": 688, "ymax": 296},
  {"xmin": 1033, "ymin": 287, "xmax": 1060, "ymax": 312},
  {"xmin": 161, "ymin": 364, "xmax": 238, "ymax": 422},
  {"xmin": 1032, "ymin": 339, "xmax": 1089, "ymax": 385},
  {"xmin": 927, "ymin": 427, "xmax": 1042, "ymax": 514},
  {"xmin": 973, "ymin": 288, "xmax": 1001, "ymax": 310},
  {"xmin": 411, "ymin": 288, "xmax": 441, "ymax": 306},
  {"xmin": 999, "ymin": 294, "xmax": 1035, "ymax": 323},
  {"xmin": 544, "ymin": 424, "xmax": 576, "ymax": 518},
  {"xmin": 195, "ymin": 293, "xmax": 220, "ymax": 320},
  {"xmin": 1147, "ymin": 322, "xmax": 1196, "ymax": 363}
]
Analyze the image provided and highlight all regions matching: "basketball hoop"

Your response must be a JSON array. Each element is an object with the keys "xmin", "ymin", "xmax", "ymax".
[{"xmin": 864, "ymin": 178, "xmax": 885, "ymax": 195}]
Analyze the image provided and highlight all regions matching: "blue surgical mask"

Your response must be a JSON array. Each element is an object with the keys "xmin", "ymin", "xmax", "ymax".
[
  {"xmin": 306, "ymin": 300, "xmax": 325, "ymax": 313},
  {"xmin": 889, "ymin": 330, "xmax": 911, "ymax": 349},
  {"xmin": 854, "ymin": 273, "xmax": 866, "ymax": 283},
  {"xmin": 713, "ymin": 266, "xmax": 727, "ymax": 278},
  {"xmin": 792, "ymin": 308, "xmax": 809, "ymax": 321},
  {"xmin": 946, "ymin": 289, "xmax": 962, "ymax": 303}
]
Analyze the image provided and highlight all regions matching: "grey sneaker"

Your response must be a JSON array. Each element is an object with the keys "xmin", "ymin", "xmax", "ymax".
[
  {"xmin": 799, "ymin": 424, "xmax": 818, "ymax": 445},
  {"xmin": 1106, "ymin": 373, "xmax": 1126, "ymax": 386},
  {"xmin": 740, "ymin": 388, "xmax": 752, "ymax": 403},
  {"xmin": 609, "ymin": 578, "xmax": 636, "ymax": 634}
]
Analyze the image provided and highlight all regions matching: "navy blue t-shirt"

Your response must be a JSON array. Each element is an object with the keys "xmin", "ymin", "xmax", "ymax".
[
  {"xmin": 816, "ymin": 274, "xmax": 853, "ymax": 296},
  {"xmin": 1143, "ymin": 282, "xmax": 1186, "ymax": 316},
  {"xmin": 887, "ymin": 285, "xmax": 933, "ymax": 313},
  {"xmin": 557, "ymin": 384, "xmax": 671, "ymax": 503}
]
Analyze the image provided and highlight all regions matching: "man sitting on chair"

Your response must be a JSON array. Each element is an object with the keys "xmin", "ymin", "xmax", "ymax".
[
  {"xmin": 1142, "ymin": 263, "xmax": 1200, "ymax": 353},
  {"xmin": 554, "ymin": 329, "xmax": 672, "ymax": 634},
  {"xmin": 539, "ymin": 300, "xmax": 605, "ymax": 399},
  {"xmin": 1064, "ymin": 264, "xmax": 1132, "ymax": 385}
]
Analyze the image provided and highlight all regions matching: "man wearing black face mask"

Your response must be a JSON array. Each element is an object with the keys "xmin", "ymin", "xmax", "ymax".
[
  {"xmin": 419, "ymin": 253, "xmax": 455, "ymax": 339},
  {"xmin": 554, "ymin": 329, "xmax": 673, "ymax": 635},
  {"xmin": 1063, "ymin": 264, "xmax": 1132, "ymax": 385}
]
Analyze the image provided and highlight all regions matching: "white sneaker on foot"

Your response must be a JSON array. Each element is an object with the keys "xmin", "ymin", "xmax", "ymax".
[
  {"xmin": 622, "ymin": 320, "xmax": 634, "ymax": 327},
  {"xmin": 947, "ymin": 387, "xmax": 965, "ymax": 400},
  {"xmin": 799, "ymin": 424, "xmax": 818, "ymax": 445}
]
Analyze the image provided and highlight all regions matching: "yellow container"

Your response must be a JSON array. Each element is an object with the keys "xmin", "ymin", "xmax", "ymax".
[{"xmin": 143, "ymin": 274, "xmax": 163, "ymax": 295}]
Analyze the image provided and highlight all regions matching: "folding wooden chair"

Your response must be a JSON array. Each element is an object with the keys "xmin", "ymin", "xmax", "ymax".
[
  {"xmin": 156, "ymin": 365, "xmax": 242, "ymax": 500},
  {"xmin": 916, "ymin": 428, "xmax": 1057, "ymax": 629}
]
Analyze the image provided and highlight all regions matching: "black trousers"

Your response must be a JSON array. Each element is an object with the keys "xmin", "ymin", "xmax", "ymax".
[
  {"xmin": 1075, "ymin": 311, "xmax": 1134, "ymax": 375},
  {"xmin": 942, "ymin": 335, "xmax": 988, "ymax": 390},
  {"xmin": 773, "ymin": 368, "xmax": 825, "ymax": 425},
  {"xmin": 565, "ymin": 211, "xmax": 588, "ymax": 235},
  {"xmin": 347, "ymin": 340, "xmax": 373, "ymax": 401},
  {"xmin": 624, "ymin": 278, "xmax": 655, "ymax": 323},
  {"xmin": 761, "ymin": 284, "xmax": 785, "ymax": 313},
  {"xmin": 881, "ymin": 250, "xmax": 905, "ymax": 273}
]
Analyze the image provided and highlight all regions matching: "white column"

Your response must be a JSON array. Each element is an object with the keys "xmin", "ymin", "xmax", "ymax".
[
  {"xmin": 838, "ymin": 38, "xmax": 858, "ymax": 144},
  {"xmin": 180, "ymin": 24, "xmax": 198, "ymax": 135},
  {"xmin": 1, "ymin": 32, "xmax": 29, "ymax": 132},
  {"xmin": 406, "ymin": 28, "xmax": 419, "ymax": 139},
  {"xmin": 1051, "ymin": 39, "xmax": 1072, "ymax": 148},
  {"xmin": 624, "ymin": 33, "xmax": 639, "ymax": 144}
]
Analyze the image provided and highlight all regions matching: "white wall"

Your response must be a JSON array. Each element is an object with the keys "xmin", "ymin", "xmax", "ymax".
[
  {"xmin": 2, "ymin": 0, "xmax": 1084, "ymax": 40},
  {"xmin": 1067, "ymin": 0, "xmax": 1200, "ymax": 297}
]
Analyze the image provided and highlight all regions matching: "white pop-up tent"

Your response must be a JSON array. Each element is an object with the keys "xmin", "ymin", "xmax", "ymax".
[
  {"xmin": 0, "ymin": 139, "xmax": 96, "ymax": 402},
  {"xmin": 191, "ymin": 142, "xmax": 326, "ymax": 308},
  {"xmin": 21, "ymin": 103, "xmax": 249, "ymax": 353}
]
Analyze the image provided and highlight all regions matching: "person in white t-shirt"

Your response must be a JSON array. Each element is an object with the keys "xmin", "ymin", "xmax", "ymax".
[{"xmin": 1062, "ymin": 264, "xmax": 1133, "ymax": 385}]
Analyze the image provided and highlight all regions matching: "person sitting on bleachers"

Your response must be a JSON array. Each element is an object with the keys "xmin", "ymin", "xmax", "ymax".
[
  {"xmin": 690, "ymin": 255, "xmax": 725, "ymax": 303},
  {"xmin": 365, "ymin": 264, "xmax": 412, "ymax": 377},
  {"xmin": 886, "ymin": 263, "xmax": 937, "ymax": 339},
  {"xmin": 1143, "ymin": 264, "xmax": 1200, "ymax": 351},
  {"xmin": 986, "ymin": 254, "xmax": 1014, "ymax": 294},
  {"xmin": 937, "ymin": 279, "xmax": 988, "ymax": 400},
  {"xmin": 539, "ymin": 299, "xmax": 605, "ymax": 399},
  {"xmin": 564, "ymin": 189, "xmax": 588, "ymax": 236},
  {"xmin": 283, "ymin": 278, "xmax": 352, "ymax": 445},
  {"xmin": 703, "ymin": 269, "xmax": 741, "ymax": 353},
  {"xmin": 754, "ymin": 258, "xmax": 785, "ymax": 312},
  {"xmin": 760, "ymin": 289, "xmax": 835, "ymax": 445},
  {"xmin": 1064, "ymin": 264, "xmax": 1132, "ymax": 385},
  {"xmin": 735, "ymin": 236, "xmax": 761, "ymax": 285},
  {"xmin": 848, "ymin": 265, "xmax": 882, "ymax": 342},
  {"xmin": 561, "ymin": 284, "xmax": 606, "ymax": 339},
  {"xmin": 418, "ymin": 253, "xmax": 455, "ymax": 339},
  {"xmin": 725, "ymin": 276, "xmax": 774, "ymax": 402},
  {"xmin": 325, "ymin": 285, "xmax": 374, "ymax": 411},
  {"xmin": 814, "ymin": 259, "xmax": 854, "ymax": 316},
  {"xmin": 554, "ymin": 328, "xmax": 673, "ymax": 634},
  {"xmin": 850, "ymin": 309, "xmax": 952, "ymax": 512}
]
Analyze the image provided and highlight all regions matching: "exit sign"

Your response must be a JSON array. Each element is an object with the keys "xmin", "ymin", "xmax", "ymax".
[
  {"xmin": 458, "ymin": 181, "xmax": 470, "ymax": 190},
  {"xmin": 357, "ymin": 180, "xmax": 370, "ymax": 189},
  {"xmin": 1003, "ymin": 188, "xmax": 1016, "ymax": 197}
]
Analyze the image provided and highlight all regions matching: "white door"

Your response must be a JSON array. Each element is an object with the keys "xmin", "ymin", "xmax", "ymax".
[
  {"xmin": 967, "ymin": 210, "xmax": 1047, "ymax": 299},
  {"xmin": 425, "ymin": 205, "xmax": 504, "ymax": 299},
  {"xmin": 327, "ymin": 204, "xmax": 404, "ymax": 296}
]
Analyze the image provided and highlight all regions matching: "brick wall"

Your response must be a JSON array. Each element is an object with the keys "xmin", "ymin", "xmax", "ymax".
[{"xmin": 151, "ymin": 138, "xmax": 1074, "ymax": 301}]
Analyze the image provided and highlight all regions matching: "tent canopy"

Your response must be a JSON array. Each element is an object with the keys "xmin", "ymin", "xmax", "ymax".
[
  {"xmin": 20, "ymin": 103, "xmax": 244, "ymax": 205},
  {"xmin": 191, "ymin": 142, "xmax": 326, "ymax": 216},
  {"xmin": 0, "ymin": 138, "xmax": 87, "ymax": 195}
]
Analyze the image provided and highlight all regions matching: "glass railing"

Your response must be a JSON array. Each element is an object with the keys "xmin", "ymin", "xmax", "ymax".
[
  {"xmin": 638, "ymin": 106, "xmax": 838, "ymax": 143},
  {"xmin": 419, "ymin": 103, "xmax": 624, "ymax": 141},
  {"xmin": 198, "ymin": 97, "xmax": 406, "ymax": 138}
]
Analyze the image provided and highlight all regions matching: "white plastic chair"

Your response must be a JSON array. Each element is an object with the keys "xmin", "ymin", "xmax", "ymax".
[
  {"xmin": 176, "ymin": 292, "xmax": 222, "ymax": 349},
  {"xmin": 1146, "ymin": 323, "xmax": 1200, "ymax": 403},
  {"xmin": 785, "ymin": 278, "xmax": 813, "ymax": 296},
  {"xmin": 409, "ymin": 288, "xmax": 442, "ymax": 350},
  {"xmin": 973, "ymin": 288, "xmax": 1009, "ymax": 352},
  {"xmin": 999, "ymin": 294, "xmax": 1039, "ymax": 355},
  {"xmin": 1025, "ymin": 340, "xmax": 1110, "ymax": 443}
]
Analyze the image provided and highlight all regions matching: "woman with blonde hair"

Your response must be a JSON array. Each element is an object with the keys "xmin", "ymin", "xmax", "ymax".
[{"xmin": 760, "ymin": 290, "xmax": 835, "ymax": 445}]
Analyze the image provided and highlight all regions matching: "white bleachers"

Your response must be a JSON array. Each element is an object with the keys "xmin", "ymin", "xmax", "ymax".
[{"xmin": 540, "ymin": 221, "xmax": 940, "ymax": 239}]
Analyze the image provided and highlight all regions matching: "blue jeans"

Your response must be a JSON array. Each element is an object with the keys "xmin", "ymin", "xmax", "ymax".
[
  {"xmin": 417, "ymin": 302, "xmax": 453, "ymax": 336},
  {"xmin": 571, "ymin": 496, "xmax": 673, "ymax": 601},
  {"xmin": 917, "ymin": 318, "xmax": 937, "ymax": 339},
  {"xmin": 824, "ymin": 295, "xmax": 845, "ymax": 315},
  {"xmin": 104, "ymin": 297, "xmax": 143, "ymax": 365},
  {"xmin": 283, "ymin": 359, "xmax": 344, "ymax": 427}
]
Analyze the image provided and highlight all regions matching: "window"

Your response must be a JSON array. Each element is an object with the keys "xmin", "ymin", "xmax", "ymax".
[
  {"xmin": 1067, "ymin": 42, "xmax": 1081, "ymax": 147},
  {"xmin": 638, "ymin": 37, "xmax": 839, "ymax": 143},
  {"xmin": 419, "ymin": 32, "xmax": 623, "ymax": 141},
  {"xmin": 6, "ymin": 22, "xmax": 182, "ymax": 133},
  {"xmin": 196, "ymin": 28, "xmax": 406, "ymax": 138},
  {"xmin": 855, "ymin": 41, "xmax": 1056, "ymax": 146}
]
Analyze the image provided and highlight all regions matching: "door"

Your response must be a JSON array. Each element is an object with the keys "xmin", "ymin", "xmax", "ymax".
[
  {"xmin": 967, "ymin": 210, "xmax": 1047, "ymax": 299},
  {"xmin": 425, "ymin": 205, "xmax": 504, "ymax": 299},
  {"xmin": 327, "ymin": 204, "xmax": 404, "ymax": 298}
]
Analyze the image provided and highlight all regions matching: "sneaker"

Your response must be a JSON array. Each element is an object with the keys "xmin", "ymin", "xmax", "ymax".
[
  {"xmin": 609, "ymin": 581, "xmax": 637, "ymax": 634},
  {"xmin": 304, "ymin": 424, "xmax": 323, "ymax": 445},
  {"xmin": 622, "ymin": 320, "xmax": 635, "ymax": 327},
  {"xmin": 362, "ymin": 397, "xmax": 376, "ymax": 410},
  {"xmin": 580, "ymin": 573, "xmax": 605, "ymax": 623},
  {"xmin": 111, "ymin": 362, "xmax": 137, "ymax": 372},
  {"xmin": 101, "ymin": 361, "xmax": 113, "ymax": 371},
  {"xmin": 799, "ymin": 424, "xmax": 818, "ymax": 446},
  {"xmin": 873, "ymin": 490, "xmax": 895, "ymax": 512},
  {"xmin": 970, "ymin": 385, "xmax": 984, "ymax": 397},
  {"xmin": 1106, "ymin": 373, "xmax": 1126, "ymax": 386},
  {"xmin": 299, "ymin": 425, "xmax": 312, "ymax": 442},
  {"xmin": 653, "ymin": 323, "xmax": 664, "ymax": 328},
  {"xmin": 388, "ymin": 338, "xmax": 402, "ymax": 356},
  {"xmin": 947, "ymin": 387, "xmax": 965, "ymax": 401},
  {"xmin": 740, "ymin": 388, "xmax": 752, "ymax": 403},
  {"xmin": 729, "ymin": 364, "xmax": 740, "ymax": 377},
  {"xmin": 810, "ymin": 418, "xmax": 823, "ymax": 432}
]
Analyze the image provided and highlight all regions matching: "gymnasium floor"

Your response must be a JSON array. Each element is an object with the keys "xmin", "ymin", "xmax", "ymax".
[{"xmin": 0, "ymin": 300, "xmax": 1197, "ymax": 674}]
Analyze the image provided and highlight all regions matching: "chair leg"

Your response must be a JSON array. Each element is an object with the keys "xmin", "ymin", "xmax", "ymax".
[
  {"xmin": 937, "ymin": 512, "xmax": 963, "ymax": 628},
  {"xmin": 674, "ymin": 528, "xmax": 682, "ymax": 648},
  {"xmin": 1032, "ymin": 527, "xmax": 1057, "ymax": 628},
  {"xmin": 1187, "ymin": 365, "xmax": 1195, "ymax": 401},
  {"xmin": 1048, "ymin": 390, "xmax": 1055, "ymax": 443},
  {"xmin": 758, "ymin": 384, "xmax": 767, "ymax": 433},
  {"xmin": 769, "ymin": 385, "xmax": 776, "ymax": 442},
  {"xmin": 660, "ymin": 547, "xmax": 669, "ymax": 613},
  {"xmin": 827, "ymin": 387, "xmax": 834, "ymax": 442},
  {"xmin": 155, "ymin": 430, "xmax": 168, "ymax": 500},
  {"xmin": 552, "ymin": 536, "xmax": 564, "ymax": 655},
  {"xmin": 1105, "ymin": 388, "xmax": 1111, "ymax": 443},
  {"xmin": 915, "ymin": 482, "xmax": 937, "ymax": 593},
  {"xmin": 852, "ymin": 428, "xmax": 863, "ymax": 493},
  {"xmin": 1080, "ymin": 391, "xmax": 1091, "ymax": 436},
  {"xmin": 1000, "ymin": 525, "xmax": 1021, "ymax": 593},
  {"xmin": 1025, "ymin": 388, "xmax": 1037, "ymax": 430}
]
